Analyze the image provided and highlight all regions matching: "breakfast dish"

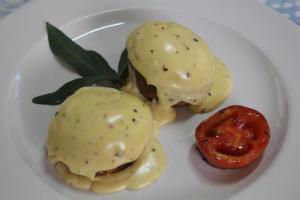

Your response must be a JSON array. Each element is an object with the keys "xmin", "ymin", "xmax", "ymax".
[
  {"xmin": 1, "ymin": 1, "xmax": 298, "ymax": 199},
  {"xmin": 36, "ymin": 21, "xmax": 269, "ymax": 193},
  {"xmin": 47, "ymin": 87, "xmax": 165, "ymax": 193},
  {"xmin": 124, "ymin": 22, "xmax": 232, "ymax": 126}
]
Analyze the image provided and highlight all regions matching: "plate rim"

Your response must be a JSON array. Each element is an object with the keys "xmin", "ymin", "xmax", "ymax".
[{"xmin": 0, "ymin": 0, "xmax": 300, "ymax": 199}]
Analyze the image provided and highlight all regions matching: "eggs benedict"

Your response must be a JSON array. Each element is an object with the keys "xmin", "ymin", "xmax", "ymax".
[
  {"xmin": 123, "ymin": 21, "xmax": 232, "ymax": 126},
  {"xmin": 47, "ymin": 87, "xmax": 165, "ymax": 193}
]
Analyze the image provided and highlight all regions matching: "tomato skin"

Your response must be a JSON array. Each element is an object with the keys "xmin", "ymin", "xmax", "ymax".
[{"xmin": 195, "ymin": 105, "xmax": 270, "ymax": 169}]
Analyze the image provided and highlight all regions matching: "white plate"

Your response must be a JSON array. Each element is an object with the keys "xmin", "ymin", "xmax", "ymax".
[{"xmin": 0, "ymin": 0, "xmax": 300, "ymax": 199}]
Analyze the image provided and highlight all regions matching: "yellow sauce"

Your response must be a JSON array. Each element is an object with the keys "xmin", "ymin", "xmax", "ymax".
[
  {"xmin": 122, "ymin": 66, "xmax": 176, "ymax": 127},
  {"xmin": 55, "ymin": 138, "xmax": 165, "ymax": 193},
  {"xmin": 189, "ymin": 57, "xmax": 232, "ymax": 113},
  {"xmin": 47, "ymin": 87, "xmax": 165, "ymax": 193},
  {"xmin": 121, "ymin": 66, "xmax": 145, "ymax": 99},
  {"xmin": 125, "ymin": 21, "xmax": 232, "ymax": 125}
]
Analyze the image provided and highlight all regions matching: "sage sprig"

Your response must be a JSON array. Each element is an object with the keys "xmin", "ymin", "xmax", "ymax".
[
  {"xmin": 32, "ymin": 22, "xmax": 128, "ymax": 105},
  {"xmin": 117, "ymin": 48, "xmax": 129, "ymax": 85}
]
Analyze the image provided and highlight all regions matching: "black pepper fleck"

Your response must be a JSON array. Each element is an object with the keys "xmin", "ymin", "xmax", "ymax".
[
  {"xmin": 186, "ymin": 72, "xmax": 191, "ymax": 78},
  {"xmin": 85, "ymin": 160, "xmax": 89, "ymax": 165},
  {"xmin": 133, "ymin": 109, "xmax": 138, "ymax": 113},
  {"xmin": 55, "ymin": 112, "xmax": 59, "ymax": 117},
  {"xmin": 175, "ymin": 34, "xmax": 180, "ymax": 38},
  {"xmin": 154, "ymin": 34, "xmax": 158, "ymax": 38},
  {"xmin": 62, "ymin": 113, "xmax": 66, "ymax": 118},
  {"xmin": 161, "ymin": 26, "xmax": 165, "ymax": 30},
  {"xmin": 193, "ymin": 38, "xmax": 198, "ymax": 42},
  {"xmin": 152, "ymin": 148, "xmax": 156, "ymax": 152},
  {"xmin": 175, "ymin": 51, "xmax": 179, "ymax": 54},
  {"xmin": 193, "ymin": 99, "xmax": 197, "ymax": 103},
  {"xmin": 162, "ymin": 65, "xmax": 168, "ymax": 71},
  {"xmin": 185, "ymin": 46, "xmax": 190, "ymax": 50},
  {"xmin": 132, "ymin": 118, "xmax": 136, "ymax": 123},
  {"xmin": 150, "ymin": 49, "xmax": 154, "ymax": 53},
  {"xmin": 208, "ymin": 92, "xmax": 212, "ymax": 96},
  {"xmin": 115, "ymin": 151, "xmax": 125, "ymax": 158},
  {"xmin": 201, "ymin": 108, "xmax": 206, "ymax": 113}
]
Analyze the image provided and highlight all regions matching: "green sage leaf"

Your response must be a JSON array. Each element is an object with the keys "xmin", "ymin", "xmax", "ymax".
[
  {"xmin": 32, "ymin": 76, "xmax": 119, "ymax": 105},
  {"xmin": 46, "ymin": 22, "xmax": 117, "ymax": 78},
  {"xmin": 117, "ymin": 49, "xmax": 128, "ymax": 85},
  {"xmin": 87, "ymin": 50, "xmax": 117, "ymax": 78}
]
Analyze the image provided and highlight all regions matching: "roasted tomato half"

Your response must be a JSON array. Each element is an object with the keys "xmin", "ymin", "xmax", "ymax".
[{"xmin": 195, "ymin": 105, "xmax": 270, "ymax": 169}]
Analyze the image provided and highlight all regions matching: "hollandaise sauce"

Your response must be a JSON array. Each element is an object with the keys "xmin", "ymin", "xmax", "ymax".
[
  {"xmin": 55, "ymin": 138, "xmax": 165, "ymax": 193},
  {"xmin": 47, "ymin": 87, "xmax": 166, "ymax": 193},
  {"xmin": 125, "ymin": 21, "xmax": 232, "ymax": 126}
]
